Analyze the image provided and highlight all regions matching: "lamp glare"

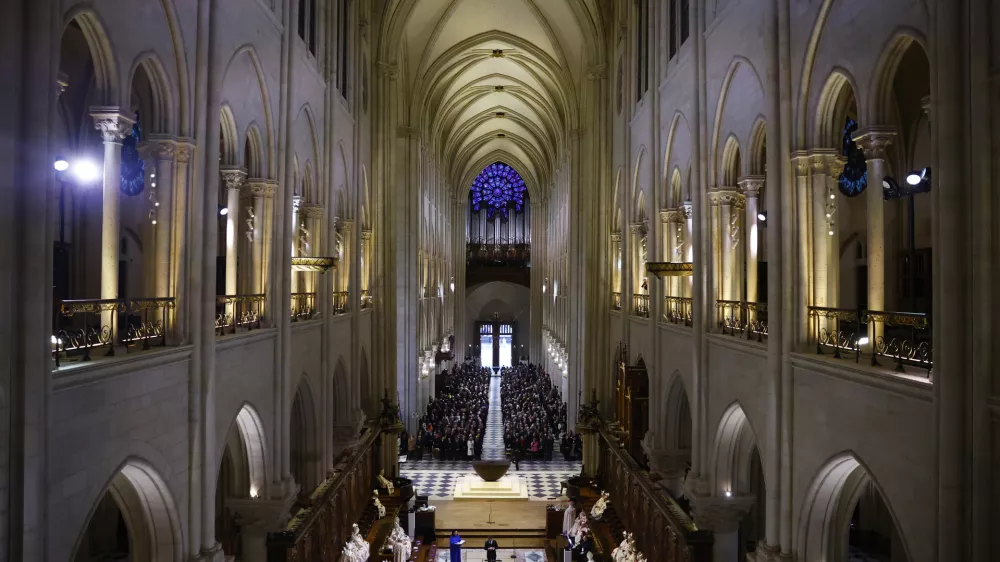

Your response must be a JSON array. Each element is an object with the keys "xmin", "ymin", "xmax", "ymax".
[
  {"xmin": 906, "ymin": 172, "xmax": 922, "ymax": 186},
  {"xmin": 219, "ymin": 207, "xmax": 229, "ymax": 216},
  {"xmin": 54, "ymin": 159, "xmax": 69, "ymax": 172},
  {"xmin": 757, "ymin": 212, "xmax": 766, "ymax": 221},
  {"xmin": 72, "ymin": 160, "xmax": 101, "ymax": 183}
]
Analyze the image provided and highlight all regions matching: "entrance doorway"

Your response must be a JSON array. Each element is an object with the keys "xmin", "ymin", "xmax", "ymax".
[{"xmin": 477, "ymin": 320, "xmax": 516, "ymax": 368}]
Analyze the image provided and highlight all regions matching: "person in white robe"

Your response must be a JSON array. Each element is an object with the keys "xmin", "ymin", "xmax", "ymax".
[{"xmin": 561, "ymin": 499, "xmax": 577, "ymax": 536}]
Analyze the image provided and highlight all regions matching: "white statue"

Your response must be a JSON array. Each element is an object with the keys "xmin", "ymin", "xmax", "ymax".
[
  {"xmin": 372, "ymin": 489, "xmax": 386, "ymax": 519},
  {"xmin": 590, "ymin": 490, "xmax": 610, "ymax": 519},
  {"xmin": 561, "ymin": 500, "xmax": 577, "ymax": 536},
  {"xmin": 343, "ymin": 523, "xmax": 369, "ymax": 562},
  {"xmin": 377, "ymin": 469, "xmax": 394, "ymax": 493},
  {"xmin": 571, "ymin": 513, "xmax": 589, "ymax": 545}
]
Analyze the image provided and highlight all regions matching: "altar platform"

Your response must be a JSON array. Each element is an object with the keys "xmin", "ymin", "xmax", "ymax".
[{"xmin": 452, "ymin": 474, "xmax": 529, "ymax": 501}]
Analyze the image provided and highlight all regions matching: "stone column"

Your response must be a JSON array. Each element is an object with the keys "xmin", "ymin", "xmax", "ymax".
[
  {"xmin": 221, "ymin": 168, "xmax": 247, "ymax": 318},
  {"xmin": 808, "ymin": 153, "xmax": 835, "ymax": 315},
  {"xmin": 262, "ymin": 181, "xmax": 277, "ymax": 309},
  {"xmin": 290, "ymin": 195, "xmax": 302, "ymax": 296},
  {"xmin": 172, "ymin": 141, "xmax": 194, "ymax": 343},
  {"xmin": 610, "ymin": 232, "xmax": 622, "ymax": 304},
  {"xmin": 740, "ymin": 178, "xmax": 763, "ymax": 304},
  {"xmin": 361, "ymin": 229, "xmax": 372, "ymax": 294},
  {"xmin": 143, "ymin": 137, "xmax": 178, "ymax": 331},
  {"xmin": 227, "ymin": 497, "xmax": 294, "ymax": 562},
  {"xmin": 853, "ymin": 128, "xmax": 896, "ymax": 344},
  {"xmin": 660, "ymin": 210, "xmax": 675, "ymax": 298},
  {"xmin": 299, "ymin": 203, "xmax": 324, "ymax": 297},
  {"xmin": 246, "ymin": 181, "xmax": 269, "ymax": 295},
  {"xmin": 339, "ymin": 219, "xmax": 354, "ymax": 302},
  {"xmin": 690, "ymin": 495, "xmax": 754, "ymax": 562},
  {"xmin": 683, "ymin": 202, "xmax": 694, "ymax": 298},
  {"xmin": 709, "ymin": 190, "xmax": 722, "ymax": 302},
  {"xmin": 91, "ymin": 109, "xmax": 134, "ymax": 332}
]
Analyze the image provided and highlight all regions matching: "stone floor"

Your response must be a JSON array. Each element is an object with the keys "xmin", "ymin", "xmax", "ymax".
[{"xmin": 435, "ymin": 549, "xmax": 546, "ymax": 562}]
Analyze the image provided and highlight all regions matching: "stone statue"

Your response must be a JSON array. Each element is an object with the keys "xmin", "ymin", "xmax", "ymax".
[
  {"xmin": 590, "ymin": 490, "xmax": 610, "ymax": 519},
  {"xmin": 372, "ymin": 489, "xmax": 386, "ymax": 519},
  {"xmin": 377, "ymin": 469, "xmax": 394, "ymax": 493}
]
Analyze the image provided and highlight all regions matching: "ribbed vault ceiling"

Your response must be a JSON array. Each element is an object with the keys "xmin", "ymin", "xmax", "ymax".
[{"xmin": 397, "ymin": 0, "xmax": 599, "ymax": 199}]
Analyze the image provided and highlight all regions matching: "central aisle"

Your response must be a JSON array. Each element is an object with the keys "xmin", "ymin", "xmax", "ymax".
[
  {"xmin": 482, "ymin": 371, "xmax": 505, "ymax": 460},
  {"xmin": 400, "ymin": 366, "xmax": 581, "ymax": 501}
]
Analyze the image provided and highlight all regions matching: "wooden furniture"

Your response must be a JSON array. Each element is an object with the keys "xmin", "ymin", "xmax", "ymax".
[
  {"xmin": 414, "ymin": 509, "xmax": 436, "ymax": 544},
  {"xmin": 266, "ymin": 429, "xmax": 379, "ymax": 562},
  {"xmin": 614, "ymin": 342, "xmax": 649, "ymax": 466},
  {"xmin": 597, "ymin": 428, "xmax": 713, "ymax": 562}
]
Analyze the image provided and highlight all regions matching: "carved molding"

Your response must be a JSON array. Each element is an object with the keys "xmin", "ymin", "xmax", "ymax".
[
  {"xmin": 610, "ymin": 232, "xmax": 622, "ymax": 243},
  {"xmin": 853, "ymin": 126, "xmax": 896, "ymax": 161},
  {"xmin": 377, "ymin": 62, "xmax": 399, "ymax": 79},
  {"xmin": 90, "ymin": 108, "xmax": 134, "ymax": 143},
  {"xmin": 220, "ymin": 167, "xmax": 248, "ymax": 191},
  {"xmin": 628, "ymin": 221, "xmax": 648, "ymax": 237},
  {"xmin": 246, "ymin": 179, "xmax": 276, "ymax": 197},
  {"xmin": 361, "ymin": 229, "xmax": 372, "ymax": 241},
  {"xmin": 709, "ymin": 189, "xmax": 746, "ymax": 209},
  {"xmin": 737, "ymin": 175, "xmax": 765, "ymax": 198},
  {"xmin": 174, "ymin": 139, "xmax": 195, "ymax": 163},
  {"xmin": 299, "ymin": 203, "xmax": 324, "ymax": 219}
]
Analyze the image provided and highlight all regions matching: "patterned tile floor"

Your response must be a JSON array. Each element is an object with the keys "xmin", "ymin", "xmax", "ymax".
[
  {"xmin": 435, "ymin": 549, "xmax": 545, "ymax": 562},
  {"xmin": 402, "ymin": 372, "xmax": 581, "ymax": 501}
]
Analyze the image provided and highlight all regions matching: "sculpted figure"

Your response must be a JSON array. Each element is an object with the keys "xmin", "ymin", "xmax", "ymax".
[{"xmin": 377, "ymin": 469, "xmax": 394, "ymax": 493}]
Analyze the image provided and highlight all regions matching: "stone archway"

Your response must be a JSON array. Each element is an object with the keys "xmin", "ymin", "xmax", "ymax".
[{"xmin": 72, "ymin": 459, "xmax": 183, "ymax": 562}]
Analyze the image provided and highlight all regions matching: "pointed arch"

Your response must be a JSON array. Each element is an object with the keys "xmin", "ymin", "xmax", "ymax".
[
  {"xmin": 222, "ymin": 45, "xmax": 276, "ymax": 178},
  {"xmin": 290, "ymin": 375, "xmax": 320, "ymax": 491},
  {"xmin": 712, "ymin": 402, "xmax": 762, "ymax": 496},
  {"xmin": 295, "ymin": 104, "xmax": 322, "ymax": 202},
  {"xmin": 867, "ymin": 30, "xmax": 928, "ymax": 126},
  {"xmin": 61, "ymin": 10, "xmax": 119, "ymax": 107},
  {"xmin": 710, "ymin": 56, "xmax": 764, "ymax": 186},
  {"xmin": 669, "ymin": 167, "xmax": 684, "ymax": 209},
  {"xmin": 127, "ymin": 52, "xmax": 176, "ymax": 135},
  {"xmin": 219, "ymin": 105, "xmax": 239, "ymax": 166},
  {"xmin": 748, "ymin": 117, "xmax": 767, "ymax": 176},
  {"xmin": 814, "ymin": 68, "xmax": 861, "ymax": 149},
  {"xmin": 244, "ymin": 124, "xmax": 264, "ymax": 178},
  {"xmin": 797, "ymin": 451, "xmax": 914, "ymax": 562},
  {"xmin": 662, "ymin": 111, "xmax": 691, "ymax": 202},
  {"xmin": 721, "ymin": 135, "xmax": 742, "ymax": 186},
  {"xmin": 663, "ymin": 370, "xmax": 692, "ymax": 453},
  {"xmin": 222, "ymin": 403, "xmax": 270, "ymax": 499},
  {"xmin": 631, "ymin": 145, "xmax": 647, "ymax": 206},
  {"xmin": 70, "ymin": 458, "xmax": 183, "ymax": 562}
]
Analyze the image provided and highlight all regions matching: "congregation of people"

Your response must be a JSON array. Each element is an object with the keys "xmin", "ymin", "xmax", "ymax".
[
  {"xmin": 411, "ymin": 364, "xmax": 490, "ymax": 460},
  {"xmin": 500, "ymin": 364, "xmax": 577, "ymax": 461}
]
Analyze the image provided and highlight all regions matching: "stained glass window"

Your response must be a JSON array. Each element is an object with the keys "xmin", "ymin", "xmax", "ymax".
[
  {"xmin": 470, "ymin": 162, "xmax": 526, "ymax": 220},
  {"xmin": 120, "ymin": 112, "xmax": 145, "ymax": 196},
  {"xmin": 838, "ymin": 117, "xmax": 868, "ymax": 197}
]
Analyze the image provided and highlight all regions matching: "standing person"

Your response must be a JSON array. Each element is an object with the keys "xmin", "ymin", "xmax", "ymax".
[
  {"xmin": 466, "ymin": 435, "xmax": 474, "ymax": 460},
  {"xmin": 484, "ymin": 535, "xmax": 499, "ymax": 561},
  {"xmin": 449, "ymin": 530, "xmax": 465, "ymax": 562},
  {"xmin": 562, "ymin": 499, "xmax": 577, "ymax": 536}
]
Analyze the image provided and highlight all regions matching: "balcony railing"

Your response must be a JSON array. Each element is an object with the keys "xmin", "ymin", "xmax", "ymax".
[
  {"xmin": 332, "ymin": 291, "xmax": 349, "ymax": 314},
  {"xmin": 215, "ymin": 294, "xmax": 265, "ymax": 335},
  {"xmin": 612, "ymin": 292, "xmax": 622, "ymax": 311},
  {"xmin": 290, "ymin": 292, "xmax": 316, "ymax": 321},
  {"xmin": 466, "ymin": 242, "xmax": 530, "ymax": 266},
  {"xmin": 632, "ymin": 293, "xmax": 650, "ymax": 318},
  {"xmin": 808, "ymin": 306, "xmax": 932, "ymax": 376},
  {"xmin": 716, "ymin": 300, "xmax": 769, "ymax": 342},
  {"xmin": 663, "ymin": 296, "xmax": 693, "ymax": 326},
  {"xmin": 52, "ymin": 297, "xmax": 175, "ymax": 366},
  {"xmin": 360, "ymin": 290, "xmax": 372, "ymax": 310}
]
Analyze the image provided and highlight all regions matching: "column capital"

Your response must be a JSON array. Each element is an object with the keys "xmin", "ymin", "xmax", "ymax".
[
  {"xmin": 220, "ymin": 167, "xmax": 248, "ymax": 192},
  {"xmin": 737, "ymin": 175, "xmax": 765, "ymax": 198},
  {"xmin": 664, "ymin": 208, "xmax": 687, "ymax": 224},
  {"xmin": 339, "ymin": 218, "xmax": 355, "ymax": 232},
  {"xmin": 628, "ymin": 221, "xmax": 647, "ymax": 237},
  {"xmin": 377, "ymin": 61, "xmax": 400, "ymax": 79},
  {"xmin": 610, "ymin": 231, "xmax": 622, "ymax": 243},
  {"xmin": 247, "ymin": 179, "xmax": 276, "ymax": 197},
  {"xmin": 689, "ymin": 494, "xmax": 755, "ymax": 533},
  {"xmin": 90, "ymin": 108, "xmax": 134, "ymax": 143},
  {"xmin": 361, "ymin": 229, "xmax": 372, "ymax": 241},
  {"xmin": 174, "ymin": 138, "xmax": 195, "ymax": 163},
  {"xmin": 142, "ymin": 135, "xmax": 178, "ymax": 161},
  {"xmin": 299, "ymin": 203, "xmax": 324, "ymax": 219},
  {"xmin": 852, "ymin": 126, "xmax": 896, "ymax": 161},
  {"xmin": 709, "ymin": 188, "xmax": 746, "ymax": 209}
]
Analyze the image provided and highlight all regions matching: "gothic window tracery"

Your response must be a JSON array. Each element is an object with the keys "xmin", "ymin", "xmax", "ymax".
[
  {"xmin": 470, "ymin": 162, "xmax": 526, "ymax": 221},
  {"xmin": 838, "ymin": 117, "xmax": 868, "ymax": 197}
]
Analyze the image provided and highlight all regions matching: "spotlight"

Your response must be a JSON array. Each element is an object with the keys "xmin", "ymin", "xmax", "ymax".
[
  {"xmin": 828, "ymin": 229, "xmax": 834, "ymax": 236},
  {"xmin": 219, "ymin": 206, "xmax": 229, "ymax": 216},
  {"xmin": 725, "ymin": 490, "xmax": 732, "ymax": 498},
  {"xmin": 71, "ymin": 159, "xmax": 101, "ymax": 183},
  {"xmin": 858, "ymin": 336, "xmax": 870, "ymax": 346},
  {"xmin": 829, "ymin": 193, "xmax": 835, "ymax": 200},
  {"xmin": 906, "ymin": 169, "xmax": 925, "ymax": 186},
  {"xmin": 53, "ymin": 158, "xmax": 69, "ymax": 172},
  {"xmin": 757, "ymin": 211, "xmax": 767, "ymax": 222}
]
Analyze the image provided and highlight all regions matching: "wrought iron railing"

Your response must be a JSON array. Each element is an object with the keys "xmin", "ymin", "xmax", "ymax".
[
  {"xmin": 632, "ymin": 294, "xmax": 650, "ymax": 318},
  {"xmin": 52, "ymin": 297, "xmax": 175, "ymax": 366},
  {"xmin": 807, "ymin": 306, "xmax": 932, "ymax": 376},
  {"xmin": 715, "ymin": 300, "xmax": 769, "ymax": 342},
  {"xmin": 332, "ymin": 291, "xmax": 349, "ymax": 315},
  {"xmin": 613, "ymin": 292, "xmax": 622, "ymax": 311},
  {"xmin": 290, "ymin": 292, "xmax": 317, "ymax": 321},
  {"xmin": 663, "ymin": 296, "xmax": 693, "ymax": 326},
  {"xmin": 215, "ymin": 293, "xmax": 265, "ymax": 335},
  {"xmin": 360, "ymin": 290, "xmax": 372, "ymax": 310}
]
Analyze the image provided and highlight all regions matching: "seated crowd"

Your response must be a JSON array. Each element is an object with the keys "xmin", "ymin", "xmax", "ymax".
[
  {"xmin": 500, "ymin": 364, "xmax": 578, "ymax": 461},
  {"xmin": 411, "ymin": 364, "xmax": 490, "ymax": 460}
]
